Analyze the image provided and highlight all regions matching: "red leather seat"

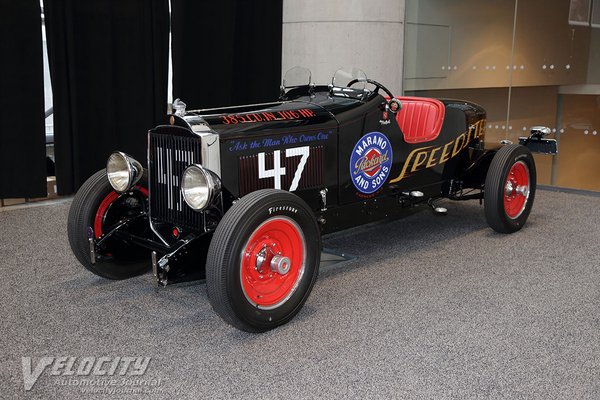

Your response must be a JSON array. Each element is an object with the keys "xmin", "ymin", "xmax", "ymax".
[{"xmin": 394, "ymin": 96, "xmax": 445, "ymax": 144}]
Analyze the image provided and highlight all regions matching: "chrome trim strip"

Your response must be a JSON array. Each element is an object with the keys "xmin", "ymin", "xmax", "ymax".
[
  {"xmin": 194, "ymin": 130, "xmax": 221, "ymax": 177},
  {"xmin": 187, "ymin": 101, "xmax": 284, "ymax": 115}
]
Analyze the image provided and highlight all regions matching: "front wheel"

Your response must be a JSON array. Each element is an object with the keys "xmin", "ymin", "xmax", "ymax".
[
  {"xmin": 206, "ymin": 189, "xmax": 321, "ymax": 332},
  {"xmin": 484, "ymin": 144, "xmax": 536, "ymax": 233},
  {"xmin": 67, "ymin": 169, "xmax": 152, "ymax": 279}
]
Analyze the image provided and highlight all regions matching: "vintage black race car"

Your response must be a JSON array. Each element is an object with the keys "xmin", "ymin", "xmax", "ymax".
[{"xmin": 67, "ymin": 68, "xmax": 557, "ymax": 332}]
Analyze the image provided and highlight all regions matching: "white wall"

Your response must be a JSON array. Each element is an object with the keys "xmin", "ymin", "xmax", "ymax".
[{"xmin": 282, "ymin": 0, "xmax": 405, "ymax": 94}]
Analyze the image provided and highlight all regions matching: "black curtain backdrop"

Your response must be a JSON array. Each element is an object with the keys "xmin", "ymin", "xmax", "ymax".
[
  {"xmin": 0, "ymin": 0, "xmax": 47, "ymax": 198},
  {"xmin": 45, "ymin": 0, "xmax": 169, "ymax": 195},
  {"xmin": 171, "ymin": 0, "xmax": 283, "ymax": 109}
]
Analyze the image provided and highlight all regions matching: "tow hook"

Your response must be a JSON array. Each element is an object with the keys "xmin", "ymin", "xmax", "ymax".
[
  {"xmin": 151, "ymin": 236, "xmax": 196, "ymax": 287},
  {"xmin": 87, "ymin": 227, "xmax": 96, "ymax": 265},
  {"xmin": 151, "ymin": 251, "xmax": 170, "ymax": 287},
  {"xmin": 151, "ymin": 251, "xmax": 158, "ymax": 278}
]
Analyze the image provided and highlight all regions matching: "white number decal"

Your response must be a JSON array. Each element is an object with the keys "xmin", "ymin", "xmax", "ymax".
[
  {"xmin": 258, "ymin": 146, "xmax": 310, "ymax": 192},
  {"xmin": 285, "ymin": 146, "xmax": 310, "ymax": 191},
  {"xmin": 258, "ymin": 150, "xmax": 286, "ymax": 190}
]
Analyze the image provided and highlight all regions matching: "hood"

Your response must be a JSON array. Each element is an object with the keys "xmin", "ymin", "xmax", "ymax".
[{"xmin": 186, "ymin": 100, "xmax": 338, "ymax": 139}]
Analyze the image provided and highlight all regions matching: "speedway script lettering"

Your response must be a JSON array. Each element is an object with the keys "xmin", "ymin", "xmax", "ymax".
[{"xmin": 390, "ymin": 119, "xmax": 486, "ymax": 183}]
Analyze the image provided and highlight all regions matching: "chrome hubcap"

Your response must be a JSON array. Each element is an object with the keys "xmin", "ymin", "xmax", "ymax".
[
  {"xmin": 516, "ymin": 185, "xmax": 529, "ymax": 197},
  {"xmin": 270, "ymin": 255, "xmax": 291, "ymax": 275}
]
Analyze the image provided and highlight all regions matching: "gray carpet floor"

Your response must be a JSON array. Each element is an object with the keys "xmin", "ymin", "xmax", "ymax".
[{"xmin": 1, "ymin": 189, "xmax": 599, "ymax": 399}]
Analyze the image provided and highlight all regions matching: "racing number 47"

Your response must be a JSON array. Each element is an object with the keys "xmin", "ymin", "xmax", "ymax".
[{"xmin": 258, "ymin": 146, "xmax": 310, "ymax": 192}]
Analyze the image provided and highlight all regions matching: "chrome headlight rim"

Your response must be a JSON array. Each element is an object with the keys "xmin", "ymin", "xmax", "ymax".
[
  {"xmin": 181, "ymin": 164, "xmax": 221, "ymax": 211},
  {"xmin": 106, "ymin": 151, "xmax": 143, "ymax": 193}
]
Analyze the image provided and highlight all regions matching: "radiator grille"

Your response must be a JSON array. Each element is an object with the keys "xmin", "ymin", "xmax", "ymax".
[{"xmin": 148, "ymin": 131, "xmax": 203, "ymax": 229}]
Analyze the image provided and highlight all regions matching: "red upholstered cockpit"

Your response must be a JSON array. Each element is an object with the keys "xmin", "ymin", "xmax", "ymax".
[{"xmin": 393, "ymin": 97, "xmax": 445, "ymax": 144}]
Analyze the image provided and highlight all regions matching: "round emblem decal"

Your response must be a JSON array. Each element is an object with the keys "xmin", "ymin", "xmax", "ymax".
[{"xmin": 350, "ymin": 132, "xmax": 393, "ymax": 194}]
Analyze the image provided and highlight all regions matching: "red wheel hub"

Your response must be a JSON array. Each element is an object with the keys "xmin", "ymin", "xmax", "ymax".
[
  {"xmin": 93, "ymin": 186, "xmax": 148, "ymax": 238},
  {"xmin": 240, "ymin": 217, "xmax": 306, "ymax": 309},
  {"xmin": 503, "ymin": 161, "xmax": 529, "ymax": 219}
]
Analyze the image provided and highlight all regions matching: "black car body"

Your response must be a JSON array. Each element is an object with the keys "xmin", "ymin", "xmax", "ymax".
[{"xmin": 67, "ymin": 70, "xmax": 556, "ymax": 331}]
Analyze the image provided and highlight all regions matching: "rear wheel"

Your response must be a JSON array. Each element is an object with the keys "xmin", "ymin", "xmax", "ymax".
[
  {"xmin": 206, "ymin": 189, "xmax": 321, "ymax": 332},
  {"xmin": 67, "ymin": 169, "xmax": 151, "ymax": 279},
  {"xmin": 484, "ymin": 144, "xmax": 536, "ymax": 233}
]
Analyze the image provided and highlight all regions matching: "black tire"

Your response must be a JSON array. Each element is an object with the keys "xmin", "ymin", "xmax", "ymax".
[
  {"xmin": 206, "ymin": 189, "xmax": 321, "ymax": 332},
  {"xmin": 484, "ymin": 144, "xmax": 536, "ymax": 233},
  {"xmin": 67, "ymin": 169, "xmax": 151, "ymax": 279}
]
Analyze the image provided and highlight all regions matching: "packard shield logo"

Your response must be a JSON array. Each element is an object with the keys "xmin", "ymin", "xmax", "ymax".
[{"xmin": 350, "ymin": 132, "xmax": 393, "ymax": 194}]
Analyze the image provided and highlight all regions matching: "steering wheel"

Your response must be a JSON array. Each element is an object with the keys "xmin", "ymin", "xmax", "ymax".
[
  {"xmin": 347, "ymin": 78, "xmax": 401, "ymax": 113},
  {"xmin": 347, "ymin": 78, "xmax": 395, "ymax": 99}
]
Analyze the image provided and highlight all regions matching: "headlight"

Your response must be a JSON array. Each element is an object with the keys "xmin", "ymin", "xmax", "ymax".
[
  {"xmin": 106, "ymin": 152, "xmax": 143, "ymax": 193},
  {"xmin": 181, "ymin": 165, "xmax": 221, "ymax": 211}
]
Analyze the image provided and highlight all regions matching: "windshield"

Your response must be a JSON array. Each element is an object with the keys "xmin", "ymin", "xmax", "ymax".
[
  {"xmin": 281, "ymin": 67, "xmax": 370, "ymax": 101},
  {"xmin": 331, "ymin": 68, "xmax": 367, "ymax": 90},
  {"xmin": 330, "ymin": 68, "xmax": 368, "ymax": 99},
  {"xmin": 282, "ymin": 66, "xmax": 312, "ymax": 88}
]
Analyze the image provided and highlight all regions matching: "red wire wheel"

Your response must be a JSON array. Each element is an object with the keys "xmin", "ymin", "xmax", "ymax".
[
  {"xmin": 240, "ymin": 217, "xmax": 306, "ymax": 309},
  {"xmin": 503, "ymin": 161, "xmax": 530, "ymax": 219}
]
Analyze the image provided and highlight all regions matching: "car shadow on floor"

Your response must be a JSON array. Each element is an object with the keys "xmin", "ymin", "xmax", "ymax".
[{"xmin": 318, "ymin": 200, "xmax": 491, "ymax": 279}]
